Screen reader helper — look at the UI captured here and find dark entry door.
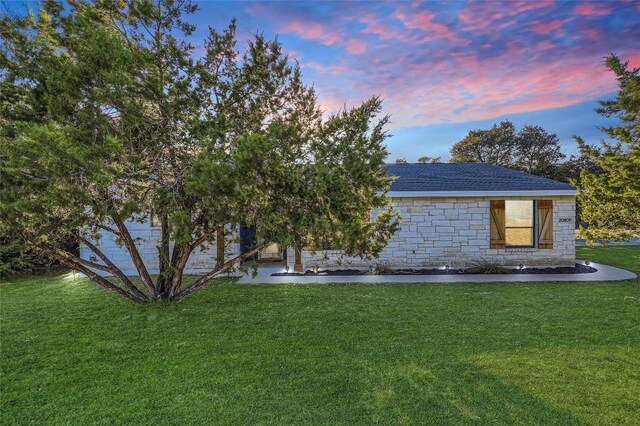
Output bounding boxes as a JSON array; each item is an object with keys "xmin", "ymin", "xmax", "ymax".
[{"xmin": 239, "ymin": 225, "xmax": 257, "ymax": 260}]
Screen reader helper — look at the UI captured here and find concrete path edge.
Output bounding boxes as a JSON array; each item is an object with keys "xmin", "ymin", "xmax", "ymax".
[{"xmin": 236, "ymin": 260, "xmax": 637, "ymax": 284}]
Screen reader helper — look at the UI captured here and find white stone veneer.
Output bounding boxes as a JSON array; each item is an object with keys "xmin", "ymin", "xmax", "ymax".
[
  {"xmin": 80, "ymin": 220, "xmax": 240, "ymax": 276},
  {"xmin": 287, "ymin": 196, "xmax": 576, "ymax": 271},
  {"xmin": 81, "ymin": 196, "xmax": 576, "ymax": 276}
]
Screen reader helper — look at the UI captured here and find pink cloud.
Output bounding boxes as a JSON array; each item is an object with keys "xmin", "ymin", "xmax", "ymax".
[
  {"xmin": 574, "ymin": 3, "xmax": 612, "ymax": 16},
  {"xmin": 308, "ymin": 43, "xmax": 621, "ymax": 129},
  {"xmin": 625, "ymin": 55, "xmax": 640, "ymax": 69},
  {"xmin": 360, "ymin": 7, "xmax": 466, "ymax": 46},
  {"xmin": 530, "ymin": 19, "xmax": 563, "ymax": 34},
  {"xmin": 458, "ymin": 6, "xmax": 503, "ymax": 32},
  {"xmin": 345, "ymin": 38, "xmax": 366, "ymax": 54},
  {"xmin": 393, "ymin": 10, "xmax": 456, "ymax": 41},
  {"xmin": 509, "ymin": 0, "xmax": 555, "ymax": 14},
  {"xmin": 581, "ymin": 27, "xmax": 602, "ymax": 41},
  {"xmin": 284, "ymin": 48, "xmax": 303, "ymax": 61},
  {"xmin": 359, "ymin": 12, "xmax": 410, "ymax": 42},
  {"xmin": 243, "ymin": 0, "xmax": 640, "ymax": 130},
  {"xmin": 537, "ymin": 40, "xmax": 556, "ymax": 50},
  {"xmin": 280, "ymin": 21, "xmax": 340, "ymax": 46},
  {"xmin": 457, "ymin": 0, "xmax": 557, "ymax": 34}
]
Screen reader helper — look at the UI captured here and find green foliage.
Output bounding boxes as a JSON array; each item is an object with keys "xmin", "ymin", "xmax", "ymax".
[
  {"xmin": 465, "ymin": 260, "xmax": 510, "ymax": 274},
  {"xmin": 576, "ymin": 55, "xmax": 640, "ymax": 243},
  {"xmin": 545, "ymin": 151, "xmax": 602, "ymax": 226},
  {"xmin": 450, "ymin": 120, "xmax": 565, "ymax": 177},
  {"xmin": 450, "ymin": 121, "xmax": 519, "ymax": 166},
  {"xmin": 0, "ymin": 233, "xmax": 50, "ymax": 278},
  {"xmin": 547, "ymin": 151, "xmax": 602, "ymax": 184},
  {"xmin": 515, "ymin": 124, "xmax": 565, "ymax": 175},
  {"xmin": 0, "ymin": 1, "xmax": 399, "ymax": 301},
  {"xmin": 417, "ymin": 156, "xmax": 441, "ymax": 163},
  {"xmin": 394, "ymin": 158, "xmax": 408, "ymax": 164}
]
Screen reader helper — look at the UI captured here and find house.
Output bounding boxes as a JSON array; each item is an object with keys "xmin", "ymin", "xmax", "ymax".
[
  {"xmin": 81, "ymin": 163, "xmax": 577, "ymax": 275},
  {"xmin": 287, "ymin": 163, "xmax": 577, "ymax": 272}
]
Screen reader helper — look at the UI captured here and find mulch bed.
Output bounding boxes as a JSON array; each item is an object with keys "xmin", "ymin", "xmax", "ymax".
[{"xmin": 272, "ymin": 263, "xmax": 597, "ymax": 276}]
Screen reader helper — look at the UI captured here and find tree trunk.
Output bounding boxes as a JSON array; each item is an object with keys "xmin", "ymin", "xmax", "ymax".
[
  {"xmin": 43, "ymin": 226, "xmax": 265, "ymax": 303},
  {"xmin": 112, "ymin": 217, "xmax": 158, "ymax": 297},
  {"xmin": 156, "ymin": 213, "xmax": 171, "ymax": 295}
]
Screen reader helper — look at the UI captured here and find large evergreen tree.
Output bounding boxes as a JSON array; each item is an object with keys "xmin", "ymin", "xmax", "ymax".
[
  {"xmin": 0, "ymin": 1, "xmax": 399, "ymax": 302},
  {"xmin": 576, "ymin": 55, "xmax": 640, "ymax": 243}
]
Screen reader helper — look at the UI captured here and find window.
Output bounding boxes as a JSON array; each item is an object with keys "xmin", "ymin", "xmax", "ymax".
[
  {"xmin": 505, "ymin": 200, "xmax": 534, "ymax": 247},
  {"xmin": 151, "ymin": 213, "xmax": 162, "ymax": 228}
]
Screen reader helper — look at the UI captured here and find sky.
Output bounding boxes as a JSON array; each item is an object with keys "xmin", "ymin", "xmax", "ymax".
[
  {"xmin": 190, "ymin": 0, "xmax": 640, "ymax": 161},
  {"xmin": 7, "ymin": 0, "xmax": 640, "ymax": 160}
]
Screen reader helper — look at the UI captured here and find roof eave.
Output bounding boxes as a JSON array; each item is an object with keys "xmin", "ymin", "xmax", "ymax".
[{"xmin": 385, "ymin": 190, "xmax": 577, "ymax": 198}]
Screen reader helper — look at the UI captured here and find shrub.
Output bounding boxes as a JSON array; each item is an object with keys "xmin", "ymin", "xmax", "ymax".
[
  {"xmin": 368, "ymin": 262, "xmax": 395, "ymax": 275},
  {"xmin": 0, "ymin": 233, "xmax": 67, "ymax": 279},
  {"xmin": 0, "ymin": 235, "xmax": 45, "ymax": 278},
  {"xmin": 465, "ymin": 261, "xmax": 510, "ymax": 274}
]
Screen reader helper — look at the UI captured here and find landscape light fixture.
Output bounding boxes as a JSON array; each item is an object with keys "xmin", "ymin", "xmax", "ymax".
[
  {"xmin": 519, "ymin": 264, "xmax": 524, "ymax": 270},
  {"xmin": 285, "ymin": 265, "xmax": 290, "ymax": 274},
  {"xmin": 313, "ymin": 265, "xmax": 319, "ymax": 274},
  {"xmin": 585, "ymin": 260, "xmax": 591, "ymax": 266},
  {"xmin": 445, "ymin": 265, "xmax": 450, "ymax": 271}
]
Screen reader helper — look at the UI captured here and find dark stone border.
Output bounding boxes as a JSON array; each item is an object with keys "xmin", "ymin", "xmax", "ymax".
[{"xmin": 272, "ymin": 263, "xmax": 597, "ymax": 276}]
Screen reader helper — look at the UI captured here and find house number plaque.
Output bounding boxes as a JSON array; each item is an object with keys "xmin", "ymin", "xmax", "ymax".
[{"xmin": 559, "ymin": 217, "xmax": 573, "ymax": 223}]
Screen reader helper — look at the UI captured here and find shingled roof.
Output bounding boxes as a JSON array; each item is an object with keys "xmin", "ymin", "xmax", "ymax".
[{"xmin": 386, "ymin": 163, "xmax": 576, "ymax": 192}]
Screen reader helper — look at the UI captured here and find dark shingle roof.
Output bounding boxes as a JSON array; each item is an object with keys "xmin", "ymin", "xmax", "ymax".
[{"xmin": 386, "ymin": 163, "xmax": 575, "ymax": 192}]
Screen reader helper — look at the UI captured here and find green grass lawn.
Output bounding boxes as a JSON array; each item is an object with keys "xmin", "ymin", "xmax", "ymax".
[{"xmin": 1, "ymin": 247, "xmax": 639, "ymax": 425}]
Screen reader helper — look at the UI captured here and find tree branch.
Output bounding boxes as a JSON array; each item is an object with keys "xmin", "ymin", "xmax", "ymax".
[
  {"xmin": 112, "ymin": 217, "xmax": 158, "ymax": 296},
  {"xmin": 75, "ymin": 235, "xmax": 148, "ymax": 301},
  {"xmin": 175, "ymin": 243, "xmax": 267, "ymax": 300},
  {"xmin": 163, "ymin": 226, "xmax": 221, "ymax": 298},
  {"xmin": 96, "ymin": 223, "xmax": 122, "ymax": 236},
  {"xmin": 39, "ymin": 245, "xmax": 146, "ymax": 303},
  {"xmin": 189, "ymin": 226, "xmax": 219, "ymax": 251}
]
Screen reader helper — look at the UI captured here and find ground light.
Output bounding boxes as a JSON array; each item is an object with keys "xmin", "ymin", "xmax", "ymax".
[
  {"xmin": 585, "ymin": 260, "xmax": 591, "ymax": 266},
  {"xmin": 63, "ymin": 271, "xmax": 80, "ymax": 281}
]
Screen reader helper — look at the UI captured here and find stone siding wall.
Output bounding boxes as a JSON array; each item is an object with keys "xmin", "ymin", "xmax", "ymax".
[
  {"xmin": 80, "ymin": 220, "xmax": 240, "ymax": 276},
  {"xmin": 287, "ymin": 196, "xmax": 575, "ymax": 271}
]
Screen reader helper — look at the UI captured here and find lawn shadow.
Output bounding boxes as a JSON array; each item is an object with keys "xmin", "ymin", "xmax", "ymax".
[{"xmin": 363, "ymin": 360, "xmax": 583, "ymax": 425}]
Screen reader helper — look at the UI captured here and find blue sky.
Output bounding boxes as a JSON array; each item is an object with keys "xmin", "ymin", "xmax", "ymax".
[
  {"xmin": 391, "ymin": 99, "xmax": 616, "ymax": 160},
  {"xmin": 8, "ymin": 0, "xmax": 640, "ymax": 160},
  {"xmin": 191, "ymin": 0, "xmax": 639, "ymax": 161}
]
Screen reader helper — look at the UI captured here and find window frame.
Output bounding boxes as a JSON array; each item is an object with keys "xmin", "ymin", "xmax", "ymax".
[
  {"xmin": 151, "ymin": 212, "xmax": 162, "ymax": 228},
  {"xmin": 504, "ymin": 200, "xmax": 537, "ymax": 248}
]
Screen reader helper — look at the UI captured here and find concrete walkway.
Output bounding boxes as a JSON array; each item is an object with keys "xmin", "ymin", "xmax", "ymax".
[{"xmin": 236, "ymin": 260, "xmax": 637, "ymax": 284}]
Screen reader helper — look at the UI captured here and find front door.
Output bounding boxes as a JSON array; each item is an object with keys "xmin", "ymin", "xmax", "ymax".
[{"xmin": 239, "ymin": 225, "xmax": 257, "ymax": 261}]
